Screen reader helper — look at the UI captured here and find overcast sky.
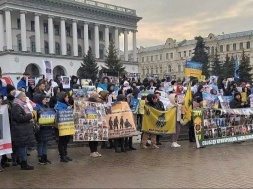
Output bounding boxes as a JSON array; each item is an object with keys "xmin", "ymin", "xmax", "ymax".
[{"xmin": 102, "ymin": 0, "xmax": 253, "ymax": 49}]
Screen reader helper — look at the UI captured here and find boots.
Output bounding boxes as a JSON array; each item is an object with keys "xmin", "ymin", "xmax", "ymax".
[
  {"xmin": 20, "ymin": 161, "xmax": 34, "ymax": 170},
  {"xmin": 124, "ymin": 138, "xmax": 131, "ymax": 151},
  {"xmin": 38, "ymin": 156, "xmax": 46, "ymax": 165},
  {"xmin": 43, "ymin": 154, "xmax": 51, "ymax": 164},
  {"xmin": 129, "ymin": 137, "xmax": 136, "ymax": 150},
  {"xmin": 60, "ymin": 156, "xmax": 68, "ymax": 163}
]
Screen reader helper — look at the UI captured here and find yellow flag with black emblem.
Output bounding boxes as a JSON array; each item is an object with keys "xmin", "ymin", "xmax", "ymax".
[
  {"xmin": 142, "ymin": 105, "xmax": 176, "ymax": 134},
  {"xmin": 184, "ymin": 83, "xmax": 192, "ymax": 125}
]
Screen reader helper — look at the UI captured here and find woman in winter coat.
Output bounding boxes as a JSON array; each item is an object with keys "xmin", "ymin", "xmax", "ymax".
[
  {"xmin": 11, "ymin": 91, "xmax": 35, "ymax": 170},
  {"xmin": 49, "ymin": 86, "xmax": 61, "ymax": 108},
  {"xmin": 55, "ymin": 92, "xmax": 73, "ymax": 163},
  {"xmin": 33, "ymin": 93, "xmax": 53, "ymax": 165},
  {"xmin": 167, "ymin": 93, "xmax": 184, "ymax": 148}
]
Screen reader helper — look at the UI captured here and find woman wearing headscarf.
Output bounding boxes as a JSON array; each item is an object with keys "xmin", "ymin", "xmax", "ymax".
[{"xmin": 11, "ymin": 91, "xmax": 35, "ymax": 170}]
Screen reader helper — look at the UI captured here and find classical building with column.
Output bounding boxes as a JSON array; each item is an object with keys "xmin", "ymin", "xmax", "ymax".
[
  {"xmin": 138, "ymin": 31, "xmax": 253, "ymax": 81},
  {"xmin": 0, "ymin": 0, "xmax": 141, "ymax": 85}
]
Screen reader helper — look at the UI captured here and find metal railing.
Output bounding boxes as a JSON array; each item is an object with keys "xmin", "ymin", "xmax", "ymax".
[{"xmin": 66, "ymin": 0, "xmax": 136, "ymax": 15}]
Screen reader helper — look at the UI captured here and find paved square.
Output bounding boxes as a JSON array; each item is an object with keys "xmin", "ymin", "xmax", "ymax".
[{"xmin": 1, "ymin": 141, "xmax": 253, "ymax": 188}]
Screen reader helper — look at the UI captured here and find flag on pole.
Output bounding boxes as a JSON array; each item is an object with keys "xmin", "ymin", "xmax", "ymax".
[
  {"xmin": 183, "ymin": 83, "xmax": 192, "ymax": 125},
  {"xmin": 234, "ymin": 55, "xmax": 240, "ymax": 81}
]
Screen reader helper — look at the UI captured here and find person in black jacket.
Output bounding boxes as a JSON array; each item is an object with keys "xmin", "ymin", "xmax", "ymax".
[
  {"xmin": 11, "ymin": 91, "xmax": 35, "ymax": 170},
  {"xmin": 49, "ymin": 86, "xmax": 61, "ymax": 108},
  {"xmin": 229, "ymin": 92, "xmax": 248, "ymax": 108},
  {"xmin": 194, "ymin": 85, "xmax": 204, "ymax": 101}
]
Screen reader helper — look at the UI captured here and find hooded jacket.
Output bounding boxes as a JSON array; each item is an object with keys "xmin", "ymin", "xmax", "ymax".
[
  {"xmin": 194, "ymin": 85, "xmax": 204, "ymax": 100},
  {"xmin": 167, "ymin": 94, "xmax": 182, "ymax": 122},
  {"xmin": 55, "ymin": 92, "xmax": 69, "ymax": 111},
  {"xmin": 229, "ymin": 92, "xmax": 245, "ymax": 108}
]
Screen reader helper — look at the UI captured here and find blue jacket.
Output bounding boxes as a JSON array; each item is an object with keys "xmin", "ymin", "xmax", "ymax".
[
  {"xmin": 54, "ymin": 101, "xmax": 68, "ymax": 111},
  {"xmin": 17, "ymin": 79, "xmax": 27, "ymax": 90}
]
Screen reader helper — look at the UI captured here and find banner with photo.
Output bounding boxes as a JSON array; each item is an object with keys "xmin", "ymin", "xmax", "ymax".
[
  {"xmin": 73, "ymin": 100, "xmax": 108, "ymax": 141},
  {"xmin": 142, "ymin": 106, "xmax": 176, "ymax": 134},
  {"xmin": 0, "ymin": 105, "xmax": 12, "ymax": 156},
  {"xmin": 61, "ymin": 76, "xmax": 70, "ymax": 89},
  {"xmin": 218, "ymin": 96, "xmax": 232, "ymax": 109},
  {"xmin": 42, "ymin": 60, "xmax": 53, "ymax": 80},
  {"xmin": 184, "ymin": 61, "xmax": 203, "ymax": 78},
  {"xmin": 202, "ymin": 92, "xmax": 219, "ymax": 109},
  {"xmin": 73, "ymin": 87, "xmax": 96, "ymax": 100},
  {"xmin": 106, "ymin": 102, "xmax": 137, "ymax": 138},
  {"xmin": 56, "ymin": 109, "xmax": 75, "ymax": 136},
  {"xmin": 193, "ymin": 108, "xmax": 253, "ymax": 148},
  {"xmin": 130, "ymin": 98, "xmax": 140, "ymax": 114}
]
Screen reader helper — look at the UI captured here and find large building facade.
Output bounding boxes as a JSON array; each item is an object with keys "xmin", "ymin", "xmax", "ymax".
[
  {"xmin": 138, "ymin": 31, "xmax": 253, "ymax": 80},
  {"xmin": 0, "ymin": 0, "xmax": 141, "ymax": 85}
]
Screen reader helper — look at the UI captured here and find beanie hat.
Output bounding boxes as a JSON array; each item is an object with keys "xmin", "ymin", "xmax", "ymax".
[
  {"xmin": 33, "ymin": 93, "xmax": 47, "ymax": 105},
  {"xmin": 15, "ymin": 91, "xmax": 26, "ymax": 99},
  {"xmin": 6, "ymin": 84, "xmax": 15, "ymax": 95}
]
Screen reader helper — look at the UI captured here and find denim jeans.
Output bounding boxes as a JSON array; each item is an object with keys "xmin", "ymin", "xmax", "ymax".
[
  {"xmin": 37, "ymin": 141, "xmax": 48, "ymax": 157},
  {"xmin": 18, "ymin": 146, "xmax": 27, "ymax": 162}
]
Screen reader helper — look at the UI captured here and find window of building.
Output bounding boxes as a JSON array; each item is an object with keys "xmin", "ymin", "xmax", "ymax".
[
  {"xmin": 247, "ymin": 41, "xmax": 250, "ymax": 49},
  {"xmin": 147, "ymin": 68, "xmax": 149, "ymax": 74},
  {"xmin": 160, "ymin": 67, "xmax": 162, "ymax": 74},
  {"xmin": 240, "ymin": 42, "xmax": 243, "ymax": 50},
  {"xmin": 156, "ymin": 68, "xmax": 158, "ymax": 74},
  {"xmin": 151, "ymin": 68, "xmax": 153, "ymax": 74},
  {"xmin": 66, "ymin": 26, "xmax": 71, "ymax": 37},
  {"xmin": 17, "ymin": 19, "xmax": 21, "ymax": 29},
  {"xmin": 31, "ymin": 21, "xmax": 35, "ymax": 31},
  {"xmin": 211, "ymin": 46, "xmax": 214, "ymax": 55},
  {"xmin": 226, "ymin": 44, "xmax": 230, "ymax": 51},
  {"xmin": 147, "ymin": 56, "xmax": 149, "ymax": 62},
  {"xmin": 142, "ymin": 57, "xmax": 144, "ymax": 62},
  {"xmin": 189, "ymin": 50, "xmax": 192, "ymax": 56},
  {"xmin": 170, "ymin": 53, "xmax": 173, "ymax": 59},
  {"xmin": 155, "ymin": 55, "xmax": 158, "ymax": 61},
  {"xmin": 233, "ymin": 43, "xmax": 236, "ymax": 51},
  {"xmin": 179, "ymin": 52, "xmax": 181, "ymax": 57},
  {"xmin": 151, "ymin": 56, "xmax": 153, "ymax": 61},
  {"xmin": 166, "ymin": 53, "xmax": 169, "ymax": 59},
  {"xmin": 168, "ymin": 65, "xmax": 171, "ymax": 72},
  {"xmin": 43, "ymin": 23, "xmax": 48, "ymax": 33},
  {"xmin": 88, "ymin": 30, "xmax": 92, "ymax": 40},
  {"xmin": 44, "ymin": 41, "xmax": 49, "ymax": 54},
  {"xmin": 99, "ymin": 49, "xmax": 104, "ymax": 59},
  {"xmin": 67, "ymin": 44, "xmax": 71, "ymax": 56},
  {"xmin": 184, "ymin": 51, "xmax": 186, "ymax": 57},
  {"xmin": 78, "ymin": 45, "xmax": 82, "ymax": 57},
  {"xmin": 99, "ymin": 31, "xmax": 103, "ymax": 41},
  {"xmin": 160, "ymin": 54, "xmax": 163, "ymax": 60},
  {"xmin": 109, "ymin": 33, "xmax": 112, "ymax": 42},
  {"xmin": 18, "ymin": 39, "xmax": 22, "ymax": 51},
  {"xmin": 55, "ymin": 42, "xmax": 60, "ymax": 55},
  {"xmin": 178, "ymin": 65, "xmax": 182, "ymax": 72},
  {"xmin": 54, "ymin": 25, "xmax": 60, "ymax": 35},
  {"xmin": 30, "ymin": 41, "xmax": 36, "ymax": 52},
  {"xmin": 220, "ymin": 45, "xmax": 223, "ymax": 52},
  {"xmin": 142, "ymin": 69, "xmax": 145, "ymax": 76},
  {"xmin": 77, "ymin": 28, "xmax": 82, "ymax": 38}
]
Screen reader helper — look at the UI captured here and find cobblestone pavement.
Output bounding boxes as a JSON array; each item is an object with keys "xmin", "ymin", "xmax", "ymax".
[{"xmin": 1, "ymin": 141, "xmax": 253, "ymax": 188}]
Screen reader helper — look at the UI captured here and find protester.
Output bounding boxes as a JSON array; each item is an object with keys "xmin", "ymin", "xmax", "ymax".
[
  {"xmin": 17, "ymin": 72, "xmax": 30, "ymax": 91},
  {"xmin": 34, "ymin": 93, "xmax": 53, "ymax": 165},
  {"xmin": 11, "ymin": 91, "xmax": 35, "ymax": 170},
  {"xmin": 229, "ymin": 92, "xmax": 248, "ymax": 108},
  {"xmin": 55, "ymin": 92, "xmax": 73, "ymax": 163}
]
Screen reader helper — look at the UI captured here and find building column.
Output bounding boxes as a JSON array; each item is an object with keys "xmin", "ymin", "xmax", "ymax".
[
  {"xmin": 133, "ymin": 30, "xmax": 137, "ymax": 62},
  {"xmin": 114, "ymin": 27, "xmax": 119, "ymax": 55},
  {"xmin": 48, "ymin": 16, "xmax": 54, "ymax": 54},
  {"xmin": 72, "ymin": 20, "xmax": 78, "ymax": 57},
  {"xmin": 60, "ymin": 18, "xmax": 66, "ymax": 55},
  {"xmin": 20, "ymin": 11, "xmax": 27, "ymax": 51},
  {"xmin": 94, "ymin": 24, "xmax": 99, "ymax": 59},
  {"xmin": 34, "ymin": 13, "xmax": 41, "ymax": 53},
  {"xmin": 5, "ymin": 9, "xmax": 12, "ymax": 50},
  {"xmin": 83, "ymin": 22, "xmax": 89, "ymax": 55},
  {"xmin": 0, "ymin": 11, "xmax": 4, "ymax": 51},
  {"xmin": 104, "ymin": 25, "xmax": 109, "ymax": 55},
  {"xmin": 124, "ymin": 29, "xmax": 129, "ymax": 62}
]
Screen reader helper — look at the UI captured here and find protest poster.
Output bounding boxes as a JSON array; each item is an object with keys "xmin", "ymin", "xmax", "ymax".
[
  {"xmin": 130, "ymin": 98, "xmax": 140, "ymax": 114},
  {"xmin": 42, "ymin": 60, "xmax": 53, "ymax": 80},
  {"xmin": 26, "ymin": 76, "xmax": 36, "ymax": 87},
  {"xmin": 184, "ymin": 61, "xmax": 203, "ymax": 78},
  {"xmin": 106, "ymin": 102, "xmax": 137, "ymax": 138},
  {"xmin": 241, "ymin": 92, "xmax": 247, "ymax": 102},
  {"xmin": 81, "ymin": 79, "xmax": 92, "ymax": 86},
  {"xmin": 0, "ymin": 105, "xmax": 12, "ymax": 156},
  {"xmin": 73, "ymin": 100, "xmax": 108, "ymax": 141},
  {"xmin": 218, "ymin": 96, "xmax": 232, "ymax": 109},
  {"xmin": 57, "ymin": 109, "xmax": 75, "ymax": 136},
  {"xmin": 73, "ymin": 87, "xmax": 96, "ymax": 100},
  {"xmin": 142, "ymin": 106, "xmax": 176, "ymax": 134},
  {"xmin": 61, "ymin": 76, "xmax": 70, "ymax": 89},
  {"xmin": 193, "ymin": 108, "xmax": 253, "ymax": 148},
  {"xmin": 177, "ymin": 94, "xmax": 185, "ymax": 104},
  {"xmin": 202, "ymin": 92, "xmax": 219, "ymax": 109},
  {"xmin": 37, "ymin": 109, "xmax": 56, "ymax": 125}
]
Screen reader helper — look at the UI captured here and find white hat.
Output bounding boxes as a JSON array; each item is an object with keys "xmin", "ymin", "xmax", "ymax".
[{"xmin": 15, "ymin": 91, "xmax": 26, "ymax": 99}]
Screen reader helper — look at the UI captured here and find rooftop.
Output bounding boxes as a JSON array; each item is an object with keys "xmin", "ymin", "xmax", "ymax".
[{"xmin": 63, "ymin": 0, "xmax": 136, "ymax": 15}]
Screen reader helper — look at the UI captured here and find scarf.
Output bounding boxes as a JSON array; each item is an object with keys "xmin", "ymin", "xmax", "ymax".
[{"xmin": 13, "ymin": 98, "xmax": 31, "ymax": 114}]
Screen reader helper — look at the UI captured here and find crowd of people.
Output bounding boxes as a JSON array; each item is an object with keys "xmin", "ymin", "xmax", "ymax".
[{"xmin": 1, "ymin": 71, "xmax": 252, "ymax": 172}]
